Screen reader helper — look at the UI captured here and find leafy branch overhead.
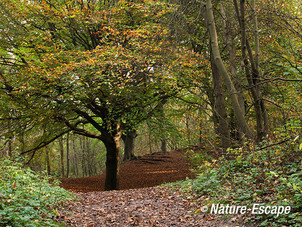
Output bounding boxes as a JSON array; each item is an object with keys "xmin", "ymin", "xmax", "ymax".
[{"xmin": 0, "ymin": 0, "xmax": 193, "ymax": 136}]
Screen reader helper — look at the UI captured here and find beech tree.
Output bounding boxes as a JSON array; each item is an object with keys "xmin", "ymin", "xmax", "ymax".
[{"xmin": 0, "ymin": 0, "xmax": 192, "ymax": 190}]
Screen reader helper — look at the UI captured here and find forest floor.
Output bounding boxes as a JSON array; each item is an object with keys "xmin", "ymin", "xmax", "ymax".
[
  {"xmin": 59, "ymin": 150, "xmax": 194, "ymax": 192},
  {"xmin": 56, "ymin": 149, "xmax": 252, "ymax": 226}
]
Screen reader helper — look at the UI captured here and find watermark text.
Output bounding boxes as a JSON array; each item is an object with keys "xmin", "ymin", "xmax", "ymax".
[{"xmin": 200, "ymin": 203, "xmax": 291, "ymax": 217}]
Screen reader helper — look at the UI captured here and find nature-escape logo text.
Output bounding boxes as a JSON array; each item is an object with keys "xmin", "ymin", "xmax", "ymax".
[{"xmin": 201, "ymin": 204, "xmax": 291, "ymax": 218}]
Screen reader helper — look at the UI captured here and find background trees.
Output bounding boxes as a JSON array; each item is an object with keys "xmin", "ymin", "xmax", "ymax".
[
  {"xmin": 0, "ymin": 0, "xmax": 301, "ymax": 190},
  {"xmin": 0, "ymin": 0, "xmax": 196, "ymax": 190}
]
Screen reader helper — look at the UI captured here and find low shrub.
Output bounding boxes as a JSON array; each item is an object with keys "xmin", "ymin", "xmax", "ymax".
[
  {"xmin": 0, "ymin": 158, "xmax": 75, "ymax": 226},
  {"xmin": 170, "ymin": 122, "xmax": 302, "ymax": 226}
]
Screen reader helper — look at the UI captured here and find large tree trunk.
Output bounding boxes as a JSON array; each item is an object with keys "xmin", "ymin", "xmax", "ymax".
[
  {"xmin": 161, "ymin": 139, "xmax": 167, "ymax": 153},
  {"xmin": 205, "ymin": 0, "xmax": 254, "ymax": 140},
  {"xmin": 210, "ymin": 44, "xmax": 231, "ymax": 149},
  {"xmin": 104, "ymin": 121, "xmax": 123, "ymax": 191},
  {"xmin": 122, "ymin": 130, "xmax": 137, "ymax": 161}
]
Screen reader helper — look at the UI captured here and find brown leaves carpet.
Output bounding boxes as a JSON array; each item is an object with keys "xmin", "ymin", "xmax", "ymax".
[
  {"xmin": 59, "ymin": 150, "xmax": 194, "ymax": 192},
  {"xmin": 56, "ymin": 150, "xmax": 249, "ymax": 226}
]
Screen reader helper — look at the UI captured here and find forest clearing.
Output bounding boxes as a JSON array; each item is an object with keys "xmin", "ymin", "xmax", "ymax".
[{"xmin": 0, "ymin": 0, "xmax": 301, "ymax": 226}]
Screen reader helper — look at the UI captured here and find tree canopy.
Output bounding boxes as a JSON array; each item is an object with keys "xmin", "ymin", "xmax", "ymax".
[
  {"xmin": 0, "ymin": 0, "xmax": 301, "ymax": 191},
  {"xmin": 0, "ymin": 0, "xmax": 200, "ymax": 190}
]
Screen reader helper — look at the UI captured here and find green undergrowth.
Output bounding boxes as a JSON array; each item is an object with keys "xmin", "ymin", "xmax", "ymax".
[
  {"xmin": 165, "ymin": 122, "xmax": 302, "ymax": 226},
  {"xmin": 0, "ymin": 158, "xmax": 75, "ymax": 226}
]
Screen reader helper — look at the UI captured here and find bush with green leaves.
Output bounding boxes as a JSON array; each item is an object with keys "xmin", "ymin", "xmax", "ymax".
[
  {"xmin": 170, "ymin": 122, "xmax": 302, "ymax": 226},
  {"xmin": 0, "ymin": 158, "xmax": 75, "ymax": 226}
]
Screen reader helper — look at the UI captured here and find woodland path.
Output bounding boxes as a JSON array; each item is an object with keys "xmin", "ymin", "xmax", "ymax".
[{"xmin": 56, "ymin": 150, "xmax": 249, "ymax": 226}]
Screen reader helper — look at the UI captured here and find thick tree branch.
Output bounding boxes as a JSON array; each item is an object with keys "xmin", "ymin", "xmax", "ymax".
[
  {"xmin": 72, "ymin": 108, "xmax": 107, "ymax": 135},
  {"xmin": 63, "ymin": 118, "xmax": 104, "ymax": 140}
]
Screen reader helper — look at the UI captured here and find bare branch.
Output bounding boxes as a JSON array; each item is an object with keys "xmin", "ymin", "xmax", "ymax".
[
  {"xmin": 21, "ymin": 129, "xmax": 72, "ymax": 155},
  {"xmin": 256, "ymin": 136, "xmax": 296, "ymax": 151}
]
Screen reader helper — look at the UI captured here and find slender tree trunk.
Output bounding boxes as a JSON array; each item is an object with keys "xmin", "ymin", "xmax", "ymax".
[
  {"xmin": 59, "ymin": 137, "xmax": 65, "ymax": 177},
  {"xmin": 239, "ymin": 0, "xmax": 263, "ymax": 140},
  {"xmin": 233, "ymin": 0, "xmax": 269, "ymax": 140},
  {"xmin": 72, "ymin": 135, "xmax": 79, "ymax": 177},
  {"xmin": 147, "ymin": 121, "xmax": 152, "ymax": 154},
  {"xmin": 221, "ymin": 4, "xmax": 245, "ymax": 144},
  {"xmin": 199, "ymin": 110, "xmax": 203, "ymax": 146},
  {"xmin": 66, "ymin": 133, "xmax": 70, "ymax": 178},
  {"xmin": 252, "ymin": 0, "xmax": 259, "ymax": 70},
  {"xmin": 80, "ymin": 136, "xmax": 87, "ymax": 177},
  {"xmin": 185, "ymin": 113, "xmax": 191, "ymax": 144},
  {"xmin": 46, "ymin": 148, "xmax": 51, "ymax": 175},
  {"xmin": 251, "ymin": 0, "xmax": 269, "ymax": 135},
  {"xmin": 104, "ymin": 121, "xmax": 123, "ymax": 191},
  {"xmin": 84, "ymin": 136, "xmax": 93, "ymax": 176},
  {"xmin": 158, "ymin": 101, "xmax": 168, "ymax": 153},
  {"xmin": 205, "ymin": 0, "xmax": 254, "ymax": 140},
  {"xmin": 7, "ymin": 118, "xmax": 13, "ymax": 157}
]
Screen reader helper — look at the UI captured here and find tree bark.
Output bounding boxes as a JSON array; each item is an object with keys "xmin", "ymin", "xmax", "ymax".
[
  {"xmin": 221, "ymin": 3, "xmax": 245, "ymax": 144},
  {"xmin": 210, "ymin": 43, "xmax": 231, "ymax": 149},
  {"xmin": 59, "ymin": 137, "xmax": 65, "ymax": 177},
  {"xmin": 66, "ymin": 133, "xmax": 70, "ymax": 178},
  {"xmin": 104, "ymin": 121, "xmax": 122, "ymax": 191},
  {"xmin": 84, "ymin": 136, "xmax": 93, "ymax": 176},
  {"xmin": 158, "ymin": 102, "xmax": 168, "ymax": 153},
  {"xmin": 72, "ymin": 135, "xmax": 79, "ymax": 177},
  {"xmin": 80, "ymin": 136, "xmax": 87, "ymax": 177},
  {"xmin": 251, "ymin": 0, "xmax": 270, "ymax": 136},
  {"xmin": 234, "ymin": 0, "xmax": 269, "ymax": 140},
  {"xmin": 45, "ymin": 148, "xmax": 51, "ymax": 175},
  {"xmin": 205, "ymin": 0, "xmax": 254, "ymax": 140},
  {"xmin": 7, "ymin": 118, "xmax": 13, "ymax": 157},
  {"xmin": 161, "ymin": 139, "xmax": 167, "ymax": 153},
  {"xmin": 238, "ymin": 0, "xmax": 264, "ymax": 140},
  {"xmin": 185, "ymin": 112, "xmax": 191, "ymax": 144},
  {"xmin": 122, "ymin": 130, "xmax": 137, "ymax": 161}
]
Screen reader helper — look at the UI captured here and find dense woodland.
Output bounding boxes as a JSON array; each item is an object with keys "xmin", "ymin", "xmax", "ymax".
[{"xmin": 0, "ymin": 0, "xmax": 301, "ymax": 226}]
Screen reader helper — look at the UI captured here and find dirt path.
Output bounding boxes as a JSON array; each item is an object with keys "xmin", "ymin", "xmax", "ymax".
[
  {"xmin": 56, "ymin": 150, "xmax": 248, "ymax": 226},
  {"xmin": 55, "ymin": 186, "xmax": 232, "ymax": 226}
]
